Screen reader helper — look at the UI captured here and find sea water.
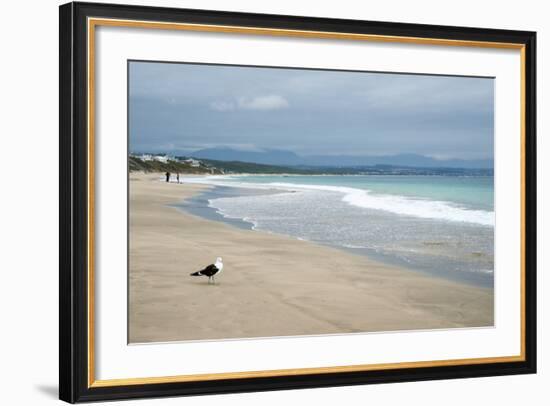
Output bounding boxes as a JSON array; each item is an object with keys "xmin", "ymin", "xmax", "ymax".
[{"xmin": 180, "ymin": 175, "xmax": 494, "ymax": 287}]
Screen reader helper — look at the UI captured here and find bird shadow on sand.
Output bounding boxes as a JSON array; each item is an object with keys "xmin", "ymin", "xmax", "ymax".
[{"xmin": 190, "ymin": 281, "xmax": 224, "ymax": 287}]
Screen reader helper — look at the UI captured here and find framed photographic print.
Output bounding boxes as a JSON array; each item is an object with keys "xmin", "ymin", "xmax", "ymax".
[{"xmin": 59, "ymin": 1, "xmax": 537, "ymax": 403}]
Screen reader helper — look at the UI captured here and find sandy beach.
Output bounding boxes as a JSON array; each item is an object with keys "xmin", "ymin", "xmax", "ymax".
[{"xmin": 129, "ymin": 173, "xmax": 494, "ymax": 343}]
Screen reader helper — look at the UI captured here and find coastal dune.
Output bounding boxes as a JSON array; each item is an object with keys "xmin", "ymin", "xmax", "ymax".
[{"xmin": 129, "ymin": 173, "xmax": 493, "ymax": 343}]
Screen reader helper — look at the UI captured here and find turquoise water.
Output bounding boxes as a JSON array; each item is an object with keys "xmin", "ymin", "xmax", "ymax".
[{"xmin": 225, "ymin": 175, "xmax": 494, "ymax": 212}]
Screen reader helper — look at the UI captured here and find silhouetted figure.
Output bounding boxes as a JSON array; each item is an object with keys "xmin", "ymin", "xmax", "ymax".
[
  {"xmin": 176, "ymin": 173, "xmax": 180, "ymax": 184},
  {"xmin": 165, "ymin": 172, "xmax": 170, "ymax": 182}
]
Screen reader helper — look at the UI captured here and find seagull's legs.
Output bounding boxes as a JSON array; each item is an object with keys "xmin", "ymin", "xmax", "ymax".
[
  {"xmin": 212, "ymin": 276, "xmax": 216, "ymax": 285},
  {"xmin": 208, "ymin": 276, "xmax": 212, "ymax": 284}
]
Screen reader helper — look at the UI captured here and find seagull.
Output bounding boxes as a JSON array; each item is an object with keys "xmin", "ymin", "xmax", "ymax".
[{"xmin": 190, "ymin": 257, "xmax": 223, "ymax": 284}]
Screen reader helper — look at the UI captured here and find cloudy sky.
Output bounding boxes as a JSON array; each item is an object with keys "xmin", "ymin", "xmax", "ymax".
[{"xmin": 129, "ymin": 61, "xmax": 494, "ymax": 160}]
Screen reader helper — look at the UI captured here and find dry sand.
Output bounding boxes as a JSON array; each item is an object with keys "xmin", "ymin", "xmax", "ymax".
[{"xmin": 129, "ymin": 173, "xmax": 494, "ymax": 343}]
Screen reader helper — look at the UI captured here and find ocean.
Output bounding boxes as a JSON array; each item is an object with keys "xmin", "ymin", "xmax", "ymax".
[{"xmin": 178, "ymin": 175, "xmax": 494, "ymax": 287}]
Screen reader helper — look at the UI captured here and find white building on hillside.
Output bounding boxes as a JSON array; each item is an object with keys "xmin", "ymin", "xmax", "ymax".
[
  {"xmin": 131, "ymin": 153, "xmax": 153, "ymax": 161},
  {"xmin": 183, "ymin": 158, "xmax": 201, "ymax": 167},
  {"xmin": 153, "ymin": 155, "xmax": 169, "ymax": 163}
]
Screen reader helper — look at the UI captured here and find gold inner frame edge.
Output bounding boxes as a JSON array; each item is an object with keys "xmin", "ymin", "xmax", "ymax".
[{"xmin": 87, "ymin": 17, "xmax": 527, "ymax": 388}]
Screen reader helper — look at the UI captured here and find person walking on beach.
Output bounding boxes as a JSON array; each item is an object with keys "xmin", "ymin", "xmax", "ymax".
[
  {"xmin": 165, "ymin": 172, "xmax": 170, "ymax": 182},
  {"xmin": 176, "ymin": 173, "xmax": 180, "ymax": 184}
]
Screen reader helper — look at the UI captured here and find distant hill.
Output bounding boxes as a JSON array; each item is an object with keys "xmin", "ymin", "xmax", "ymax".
[
  {"xmin": 202, "ymin": 160, "xmax": 492, "ymax": 176},
  {"xmin": 191, "ymin": 148, "xmax": 493, "ymax": 169},
  {"xmin": 129, "ymin": 155, "xmax": 492, "ymax": 176},
  {"xmin": 192, "ymin": 148, "xmax": 303, "ymax": 166},
  {"xmin": 196, "ymin": 159, "xmax": 316, "ymax": 174}
]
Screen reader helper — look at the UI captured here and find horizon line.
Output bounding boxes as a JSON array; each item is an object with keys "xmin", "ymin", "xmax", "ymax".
[{"xmin": 129, "ymin": 149, "xmax": 494, "ymax": 162}]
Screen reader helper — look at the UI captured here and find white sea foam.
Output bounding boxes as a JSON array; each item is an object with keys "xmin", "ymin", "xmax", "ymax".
[
  {"xmin": 343, "ymin": 187, "xmax": 494, "ymax": 226},
  {"xmin": 183, "ymin": 176, "xmax": 495, "ymax": 227},
  {"xmin": 264, "ymin": 181, "xmax": 494, "ymax": 227},
  {"xmin": 206, "ymin": 198, "xmax": 260, "ymax": 229}
]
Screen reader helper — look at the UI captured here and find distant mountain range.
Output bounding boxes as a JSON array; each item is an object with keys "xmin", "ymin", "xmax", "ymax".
[{"xmin": 190, "ymin": 148, "xmax": 493, "ymax": 169}]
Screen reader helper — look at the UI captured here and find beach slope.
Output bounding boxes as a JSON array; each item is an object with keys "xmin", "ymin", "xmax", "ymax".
[{"xmin": 129, "ymin": 173, "xmax": 493, "ymax": 343}]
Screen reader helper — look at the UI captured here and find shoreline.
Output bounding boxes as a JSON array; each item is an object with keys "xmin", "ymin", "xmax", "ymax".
[
  {"xmin": 171, "ymin": 184, "xmax": 272, "ymax": 231},
  {"xmin": 177, "ymin": 179, "xmax": 494, "ymax": 288},
  {"xmin": 129, "ymin": 172, "xmax": 494, "ymax": 343}
]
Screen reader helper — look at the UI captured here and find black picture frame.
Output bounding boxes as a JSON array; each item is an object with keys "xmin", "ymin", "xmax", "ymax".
[{"xmin": 59, "ymin": 1, "xmax": 537, "ymax": 403}]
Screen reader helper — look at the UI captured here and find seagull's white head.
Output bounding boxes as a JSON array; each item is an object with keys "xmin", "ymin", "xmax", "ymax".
[{"xmin": 215, "ymin": 257, "xmax": 223, "ymax": 272}]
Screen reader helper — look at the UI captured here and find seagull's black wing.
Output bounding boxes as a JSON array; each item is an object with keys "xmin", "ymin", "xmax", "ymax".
[
  {"xmin": 201, "ymin": 264, "xmax": 219, "ymax": 276},
  {"xmin": 190, "ymin": 264, "xmax": 219, "ymax": 277}
]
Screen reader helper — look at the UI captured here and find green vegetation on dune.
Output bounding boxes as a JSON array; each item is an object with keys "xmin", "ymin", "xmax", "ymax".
[{"xmin": 129, "ymin": 156, "xmax": 222, "ymax": 174}]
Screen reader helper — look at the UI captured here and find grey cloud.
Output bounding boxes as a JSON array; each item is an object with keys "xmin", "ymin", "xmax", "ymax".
[
  {"xmin": 129, "ymin": 61, "xmax": 493, "ymax": 160},
  {"xmin": 210, "ymin": 95, "xmax": 289, "ymax": 111}
]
